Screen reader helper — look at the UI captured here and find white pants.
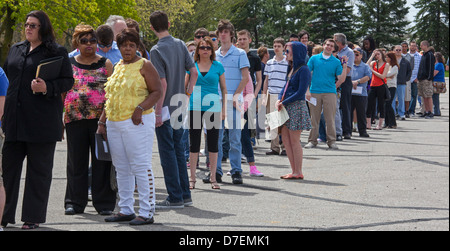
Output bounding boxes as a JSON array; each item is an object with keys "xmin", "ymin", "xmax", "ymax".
[{"xmin": 106, "ymin": 113, "xmax": 155, "ymax": 218}]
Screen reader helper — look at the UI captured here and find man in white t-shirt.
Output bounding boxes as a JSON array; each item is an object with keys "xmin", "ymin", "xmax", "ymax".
[{"xmin": 262, "ymin": 37, "xmax": 289, "ymax": 155}]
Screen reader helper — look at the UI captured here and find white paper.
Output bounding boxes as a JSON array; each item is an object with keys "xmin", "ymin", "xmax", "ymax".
[
  {"xmin": 352, "ymin": 86, "xmax": 363, "ymax": 94},
  {"xmin": 265, "ymin": 107, "xmax": 289, "ymax": 129},
  {"xmin": 161, "ymin": 106, "xmax": 170, "ymax": 122},
  {"xmin": 306, "ymin": 97, "xmax": 317, "ymax": 106}
]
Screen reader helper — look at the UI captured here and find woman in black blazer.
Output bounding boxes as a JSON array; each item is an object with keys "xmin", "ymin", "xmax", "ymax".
[{"xmin": 1, "ymin": 10, "xmax": 74, "ymax": 230}]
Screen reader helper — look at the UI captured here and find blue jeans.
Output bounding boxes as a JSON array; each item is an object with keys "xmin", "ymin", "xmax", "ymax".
[
  {"xmin": 409, "ymin": 81, "xmax": 418, "ymax": 114},
  {"xmin": 217, "ymin": 103, "xmax": 242, "ymax": 176},
  {"xmin": 395, "ymin": 84, "xmax": 406, "ymax": 117},
  {"xmin": 433, "ymin": 93, "xmax": 441, "ymax": 115},
  {"xmin": 155, "ymin": 120, "xmax": 191, "ymax": 203}
]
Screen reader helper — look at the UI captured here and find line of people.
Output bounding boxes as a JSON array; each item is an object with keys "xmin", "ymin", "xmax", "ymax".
[{"xmin": 0, "ymin": 9, "xmax": 447, "ymax": 230}]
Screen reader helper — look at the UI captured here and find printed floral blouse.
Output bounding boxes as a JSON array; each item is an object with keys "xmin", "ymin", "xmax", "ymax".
[{"xmin": 64, "ymin": 57, "xmax": 109, "ymax": 124}]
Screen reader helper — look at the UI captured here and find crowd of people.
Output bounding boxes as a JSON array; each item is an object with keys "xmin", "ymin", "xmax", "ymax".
[{"xmin": 0, "ymin": 10, "xmax": 448, "ymax": 230}]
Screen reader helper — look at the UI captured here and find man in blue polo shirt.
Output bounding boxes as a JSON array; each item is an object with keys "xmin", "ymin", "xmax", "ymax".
[
  {"xmin": 351, "ymin": 47, "xmax": 371, "ymax": 137},
  {"xmin": 305, "ymin": 39, "xmax": 347, "ymax": 150},
  {"xmin": 214, "ymin": 19, "xmax": 250, "ymax": 184}
]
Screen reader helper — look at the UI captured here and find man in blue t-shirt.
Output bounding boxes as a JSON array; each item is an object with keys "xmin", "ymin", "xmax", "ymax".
[{"xmin": 305, "ymin": 39, "xmax": 347, "ymax": 150}]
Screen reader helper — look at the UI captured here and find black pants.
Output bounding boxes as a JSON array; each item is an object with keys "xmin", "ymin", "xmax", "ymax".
[
  {"xmin": 384, "ymin": 87, "xmax": 397, "ymax": 127},
  {"xmin": 367, "ymin": 85, "xmax": 387, "ymax": 119},
  {"xmin": 340, "ymin": 76, "xmax": 353, "ymax": 136},
  {"xmin": 189, "ymin": 111, "xmax": 220, "ymax": 153},
  {"xmin": 65, "ymin": 119, "xmax": 116, "ymax": 213},
  {"xmin": 2, "ymin": 141, "xmax": 56, "ymax": 224},
  {"xmin": 351, "ymin": 95, "xmax": 368, "ymax": 135}
]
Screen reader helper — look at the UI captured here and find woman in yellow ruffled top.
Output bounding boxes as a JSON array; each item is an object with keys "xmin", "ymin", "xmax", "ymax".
[{"xmin": 97, "ymin": 28, "xmax": 162, "ymax": 226}]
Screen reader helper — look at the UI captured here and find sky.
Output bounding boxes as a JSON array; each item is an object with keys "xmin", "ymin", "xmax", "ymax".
[{"xmin": 406, "ymin": 0, "xmax": 419, "ymax": 25}]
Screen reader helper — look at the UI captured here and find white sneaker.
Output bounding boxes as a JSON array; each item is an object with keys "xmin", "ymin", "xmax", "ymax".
[
  {"xmin": 0, "ymin": 227, "xmax": 3, "ymax": 231},
  {"xmin": 304, "ymin": 142, "xmax": 317, "ymax": 149},
  {"xmin": 328, "ymin": 143, "xmax": 339, "ymax": 150}
]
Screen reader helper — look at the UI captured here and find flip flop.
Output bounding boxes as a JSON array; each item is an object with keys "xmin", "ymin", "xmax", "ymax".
[
  {"xmin": 22, "ymin": 222, "xmax": 39, "ymax": 230},
  {"xmin": 280, "ymin": 174, "xmax": 304, "ymax": 180}
]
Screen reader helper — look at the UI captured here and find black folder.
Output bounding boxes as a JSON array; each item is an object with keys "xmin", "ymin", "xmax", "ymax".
[
  {"xmin": 95, "ymin": 133, "xmax": 112, "ymax": 161},
  {"xmin": 35, "ymin": 56, "xmax": 64, "ymax": 80}
]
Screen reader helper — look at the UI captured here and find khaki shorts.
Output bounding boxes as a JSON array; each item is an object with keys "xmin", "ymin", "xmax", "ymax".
[{"xmin": 418, "ymin": 79, "xmax": 433, "ymax": 98}]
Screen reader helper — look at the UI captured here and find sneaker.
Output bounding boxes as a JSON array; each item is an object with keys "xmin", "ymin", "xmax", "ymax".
[
  {"xmin": 304, "ymin": 142, "xmax": 317, "ymax": 149},
  {"xmin": 0, "ymin": 227, "xmax": 3, "ymax": 231},
  {"xmin": 155, "ymin": 199, "xmax": 184, "ymax": 209},
  {"xmin": 232, "ymin": 173, "xmax": 243, "ymax": 184},
  {"xmin": 328, "ymin": 143, "xmax": 339, "ymax": 150},
  {"xmin": 183, "ymin": 198, "xmax": 193, "ymax": 207},
  {"xmin": 424, "ymin": 112, "xmax": 434, "ymax": 119},
  {"xmin": 249, "ymin": 166, "xmax": 264, "ymax": 177},
  {"xmin": 401, "ymin": 116, "xmax": 406, "ymax": 120},
  {"xmin": 336, "ymin": 135, "xmax": 343, "ymax": 141}
]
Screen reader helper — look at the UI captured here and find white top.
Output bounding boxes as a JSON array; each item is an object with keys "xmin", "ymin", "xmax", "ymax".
[
  {"xmin": 264, "ymin": 56, "xmax": 289, "ymax": 94},
  {"xmin": 386, "ymin": 65, "xmax": 398, "ymax": 88}
]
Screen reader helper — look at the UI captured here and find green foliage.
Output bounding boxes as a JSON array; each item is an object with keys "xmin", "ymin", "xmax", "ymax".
[
  {"xmin": 411, "ymin": 0, "xmax": 449, "ymax": 57},
  {"xmin": 0, "ymin": 0, "xmax": 138, "ymax": 64},
  {"xmin": 355, "ymin": 0, "xmax": 410, "ymax": 48}
]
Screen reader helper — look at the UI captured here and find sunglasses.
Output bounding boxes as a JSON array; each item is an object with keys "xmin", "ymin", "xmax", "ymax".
[
  {"xmin": 25, "ymin": 23, "xmax": 40, "ymax": 29},
  {"xmin": 199, "ymin": 46, "xmax": 212, "ymax": 51},
  {"xmin": 395, "ymin": 49, "xmax": 402, "ymax": 51},
  {"xmin": 211, "ymin": 37, "xmax": 217, "ymax": 42},
  {"xmin": 80, "ymin": 37, "xmax": 98, "ymax": 45},
  {"xmin": 285, "ymin": 49, "xmax": 290, "ymax": 54},
  {"xmin": 195, "ymin": 35, "xmax": 207, "ymax": 39},
  {"xmin": 98, "ymin": 42, "xmax": 113, "ymax": 48}
]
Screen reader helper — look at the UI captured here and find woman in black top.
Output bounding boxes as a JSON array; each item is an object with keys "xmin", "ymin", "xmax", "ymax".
[{"xmin": 1, "ymin": 10, "xmax": 74, "ymax": 230}]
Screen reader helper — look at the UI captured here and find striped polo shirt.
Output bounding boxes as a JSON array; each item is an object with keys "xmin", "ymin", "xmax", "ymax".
[{"xmin": 264, "ymin": 56, "xmax": 289, "ymax": 94}]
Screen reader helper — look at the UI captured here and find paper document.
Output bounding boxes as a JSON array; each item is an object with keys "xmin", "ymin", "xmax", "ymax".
[
  {"xmin": 352, "ymin": 86, "xmax": 363, "ymax": 94},
  {"xmin": 265, "ymin": 107, "xmax": 290, "ymax": 130},
  {"xmin": 306, "ymin": 97, "xmax": 317, "ymax": 106},
  {"xmin": 161, "ymin": 106, "xmax": 170, "ymax": 122}
]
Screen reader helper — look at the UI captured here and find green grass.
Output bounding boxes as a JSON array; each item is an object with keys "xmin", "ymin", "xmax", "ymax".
[{"xmin": 446, "ymin": 71, "xmax": 449, "ymax": 78}]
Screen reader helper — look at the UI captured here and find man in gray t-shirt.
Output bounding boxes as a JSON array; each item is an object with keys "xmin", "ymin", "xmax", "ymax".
[{"xmin": 150, "ymin": 11, "xmax": 197, "ymax": 209}]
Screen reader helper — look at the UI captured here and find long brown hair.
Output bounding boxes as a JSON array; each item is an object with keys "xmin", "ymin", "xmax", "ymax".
[
  {"xmin": 194, "ymin": 38, "xmax": 216, "ymax": 62},
  {"xmin": 386, "ymin": 52, "xmax": 398, "ymax": 69}
]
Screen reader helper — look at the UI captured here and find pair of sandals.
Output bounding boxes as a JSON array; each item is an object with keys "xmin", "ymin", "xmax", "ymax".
[{"xmin": 190, "ymin": 180, "xmax": 220, "ymax": 190}]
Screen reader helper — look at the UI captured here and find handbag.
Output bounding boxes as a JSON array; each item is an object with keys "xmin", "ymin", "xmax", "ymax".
[{"xmin": 433, "ymin": 81, "xmax": 447, "ymax": 94}]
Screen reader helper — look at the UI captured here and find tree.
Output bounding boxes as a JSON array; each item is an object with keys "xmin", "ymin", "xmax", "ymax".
[
  {"xmin": 230, "ymin": 0, "xmax": 308, "ymax": 47},
  {"xmin": 355, "ymin": 0, "xmax": 410, "ymax": 48},
  {"xmin": 134, "ymin": 0, "xmax": 195, "ymax": 48},
  {"xmin": 304, "ymin": 0, "xmax": 355, "ymax": 43},
  {"xmin": 0, "ymin": 0, "xmax": 138, "ymax": 65},
  {"xmin": 170, "ymin": 0, "xmax": 246, "ymax": 43},
  {"xmin": 411, "ymin": 0, "xmax": 449, "ymax": 57}
]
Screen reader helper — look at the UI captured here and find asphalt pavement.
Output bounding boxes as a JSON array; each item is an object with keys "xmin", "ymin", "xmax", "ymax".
[{"xmin": 2, "ymin": 80, "xmax": 449, "ymax": 233}]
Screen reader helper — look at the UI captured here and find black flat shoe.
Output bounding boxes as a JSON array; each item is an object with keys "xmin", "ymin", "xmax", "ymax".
[
  {"xmin": 99, "ymin": 210, "xmax": 113, "ymax": 216},
  {"xmin": 65, "ymin": 205, "xmax": 83, "ymax": 215},
  {"xmin": 129, "ymin": 216, "xmax": 154, "ymax": 225},
  {"xmin": 105, "ymin": 213, "xmax": 136, "ymax": 222}
]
